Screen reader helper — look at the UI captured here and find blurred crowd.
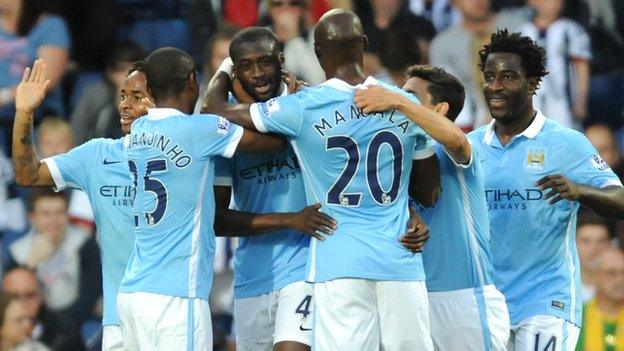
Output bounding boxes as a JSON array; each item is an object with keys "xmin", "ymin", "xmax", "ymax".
[{"xmin": 0, "ymin": 0, "xmax": 622, "ymax": 350}]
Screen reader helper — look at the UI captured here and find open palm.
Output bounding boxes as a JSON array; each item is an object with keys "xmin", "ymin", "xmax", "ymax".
[{"xmin": 15, "ymin": 59, "xmax": 51, "ymax": 112}]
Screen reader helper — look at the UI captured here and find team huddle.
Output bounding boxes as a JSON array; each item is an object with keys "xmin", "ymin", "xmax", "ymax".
[{"xmin": 11, "ymin": 8, "xmax": 624, "ymax": 351}]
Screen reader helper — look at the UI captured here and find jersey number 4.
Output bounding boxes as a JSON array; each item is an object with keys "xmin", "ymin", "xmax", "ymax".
[
  {"xmin": 326, "ymin": 131, "xmax": 402, "ymax": 206},
  {"xmin": 128, "ymin": 159, "xmax": 168, "ymax": 226}
]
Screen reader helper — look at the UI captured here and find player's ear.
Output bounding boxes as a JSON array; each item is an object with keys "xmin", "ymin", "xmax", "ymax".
[
  {"xmin": 435, "ymin": 102, "xmax": 449, "ymax": 117},
  {"xmin": 527, "ymin": 77, "xmax": 540, "ymax": 96},
  {"xmin": 278, "ymin": 52, "xmax": 285, "ymax": 69},
  {"xmin": 188, "ymin": 71, "xmax": 198, "ymax": 92}
]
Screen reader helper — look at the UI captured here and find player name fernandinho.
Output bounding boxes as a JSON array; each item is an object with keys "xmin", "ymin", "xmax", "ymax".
[
  {"xmin": 129, "ymin": 131, "xmax": 192, "ymax": 168},
  {"xmin": 313, "ymin": 105, "xmax": 410, "ymax": 137}
]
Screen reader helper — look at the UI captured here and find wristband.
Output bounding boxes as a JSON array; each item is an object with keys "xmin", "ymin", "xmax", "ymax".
[{"xmin": 217, "ymin": 57, "xmax": 234, "ymax": 77}]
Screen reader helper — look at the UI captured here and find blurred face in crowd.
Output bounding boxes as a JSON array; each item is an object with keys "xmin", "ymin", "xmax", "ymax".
[
  {"xmin": 452, "ymin": 0, "xmax": 491, "ymax": 22},
  {"xmin": 39, "ymin": 128, "xmax": 73, "ymax": 158},
  {"xmin": 1, "ymin": 300, "xmax": 35, "ymax": 347},
  {"xmin": 585, "ymin": 125, "xmax": 621, "ymax": 168},
  {"xmin": 118, "ymin": 70, "xmax": 154, "ymax": 134},
  {"xmin": 483, "ymin": 52, "xmax": 536, "ymax": 123},
  {"xmin": 528, "ymin": 0, "xmax": 564, "ymax": 18},
  {"xmin": 595, "ymin": 249, "xmax": 624, "ymax": 303},
  {"xmin": 576, "ymin": 223, "xmax": 611, "ymax": 269},
  {"xmin": 30, "ymin": 196, "xmax": 69, "ymax": 246},
  {"xmin": 268, "ymin": 0, "xmax": 306, "ymax": 28},
  {"xmin": 2, "ymin": 269, "xmax": 44, "ymax": 319},
  {"xmin": 210, "ymin": 38, "xmax": 233, "ymax": 74},
  {"xmin": 233, "ymin": 40, "xmax": 283, "ymax": 102}
]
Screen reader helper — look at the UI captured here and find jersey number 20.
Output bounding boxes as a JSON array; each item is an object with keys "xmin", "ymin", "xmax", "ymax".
[{"xmin": 326, "ymin": 131, "xmax": 402, "ymax": 206}]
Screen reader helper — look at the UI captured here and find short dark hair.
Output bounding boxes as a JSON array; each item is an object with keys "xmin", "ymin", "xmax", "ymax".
[
  {"xmin": 127, "ymin": 60, "xmax": 146, "ymax": 76},
  {"xmin": 229, "ymin": 27, "xmax": 280, "ymax": 62},
  {"xmin": 405, "ymin": 65, "xmax": 465, "ymax": 121},
  {"xmin": 27, "ymin": 188, "xmax": 69, "ymax": 213},
  {"xmin": 144, "ymin": 47, "xmax": 196, "ymax": 101},
  {"xmin": 105, "ymin": 41, "xmax": 146, "ymax": 71},
  {"xmin": 478, "ymin": 29, "xmax": 548, "ymax": 82}
]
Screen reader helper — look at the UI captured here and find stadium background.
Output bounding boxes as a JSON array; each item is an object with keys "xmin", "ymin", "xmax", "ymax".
[{"xmin": 0, "ymin": 0, "xmax": 622, "ymax": 350}]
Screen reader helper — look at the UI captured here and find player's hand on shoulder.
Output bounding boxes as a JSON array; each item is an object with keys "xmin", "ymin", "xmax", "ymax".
[
  {"xmin": 15, "ymin": 59, "xmax": 51, "ymax": 113},
  {"xmin": 287, "ymin": 203, "xmax": 337, "ymax": 241},
  {"xmin": 399, "ymin": 206, "xmax": 430, "ymax": 253},
  {"xmin": 282, "ymin": 69, "xmax": 308, "ymax": 94},
  {"xmin": 354, "ymin": 85, "xmax": 399, "ymax": 114},
  {"xmin": 536, "ymin": 174, "xmax": 582, "ymax": 204}
]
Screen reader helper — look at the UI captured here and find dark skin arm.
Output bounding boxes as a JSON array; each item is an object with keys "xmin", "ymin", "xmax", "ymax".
[
  {"xmin": 12, "ymin": 59, "xmax": 54, "ymax": 186},
  {"xmin": 202, "ymin": 71, "xmax": 257, "ymax": 130},
  {"xmin": 409, "ymin": 155, "xmax": 441, "ymax": 207},
  {"xmin": 536, "ymin": 174, "xmax": 624, "ymax": 219},
  {"xmin": 214, "ymin": 186, "xmax": 337, "ymax": 240}
]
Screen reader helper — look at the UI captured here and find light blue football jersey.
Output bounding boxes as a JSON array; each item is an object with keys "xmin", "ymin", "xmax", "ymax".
[
  {"xmin": 214, "ymin": 87, "xmax": 309, "ymax": 299},
  {"xmin": 468, "ymin": 111, "xmax": 622, "ymax": 326},
  {"xmin": 249, "ymin": 77, "xmax": 435, "ymax": 283},
  {"xmin": 42, "ymin": 137, "xmax": 134, "ymax": 326},
  {"xmin": 418, "ymin": 143, "xmax": 494, "ymax": 292},
  {"xmin": 122, "ymin": 108, "xmax": 243, "ymax": 299}
]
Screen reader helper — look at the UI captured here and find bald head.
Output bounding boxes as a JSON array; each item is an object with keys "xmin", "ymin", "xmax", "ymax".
[{"xmin": 313, "ymin": 9, "xmax": 367, "ymax": 73}]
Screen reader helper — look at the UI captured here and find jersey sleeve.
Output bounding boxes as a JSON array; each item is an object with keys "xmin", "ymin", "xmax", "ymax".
[
  {"xmin": 443, "ymin": 140, "xmax": 478, "ymax": 173},
  {"xmin": 41, "ymin": 140, "xmax": 99, "ymax": 191},
  {"xmin": 413, "ymin": 133, "xmax": 436, "ymax": 160},
  {"xmin": 565, "ymin": 132, "xmax": 622, "ymax": 188},
  {"xmin": 193, "ymin": 115, "xmax": 244, "ymax": 160},
  {"xmin": 249, "ymin": 93, "xmax": 304, "ymax": 137},
  {"xmin": 214, "ymin": 156, "xmax": 233, "ymax": 187}
]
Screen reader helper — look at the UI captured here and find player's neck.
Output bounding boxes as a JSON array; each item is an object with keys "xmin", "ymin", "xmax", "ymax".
[
  {"xmin": 494, "ymin": 108, "xmax": 536, "ymax": 146},
  {"xmin": 329, "ymin": 65, "xmax": 367, "ymax": 86},
  {"xmin": 155, "ymin": 97, "xmax": 192, "ymax": 115},
  {"xmin": 596, "ymin": 293, "xmax": 624, "ymax": 318}
]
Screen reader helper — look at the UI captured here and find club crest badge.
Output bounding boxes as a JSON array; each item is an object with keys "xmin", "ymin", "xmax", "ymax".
[{"xmin": 525, "ymin": 148, "xmax": 545, "ymax": 171}]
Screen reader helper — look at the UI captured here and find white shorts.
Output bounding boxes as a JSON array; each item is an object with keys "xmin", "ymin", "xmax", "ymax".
[
  {"xmin": 117, "ymin": 292, "xmax": 212, "ymax": 351},
  {"xmin": 313, "ymin": 278, "xmax": 433, "ymax": 351},
  {"xmin": 234, "ymin": 281, "xmax": 313, "ymax": 351},
  {"xmin": 428, "ymin": 284, "xmax": 510, "ymax": 351},
  {"xmin": 102, "ymin": 325, "xmax": 123, "ymax": 351},
  {"xmin": 508, "ymin": 315, "xmax": 580, "ymax": 351}
]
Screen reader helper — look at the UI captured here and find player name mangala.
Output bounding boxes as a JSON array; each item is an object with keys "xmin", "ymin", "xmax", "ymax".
[
  {"xmin": 313, "ymin": 105, "xmax": 410, "ymax": 137},
  {"xmin": 128, "ymin": 131, "xmax": 192, "ymax": 168}
]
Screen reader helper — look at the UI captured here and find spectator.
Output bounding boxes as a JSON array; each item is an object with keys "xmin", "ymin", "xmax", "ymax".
[
  {"xmin": 0, "ymin": 0, "xmax": 70, "ymax": 153},
  {"xmin": 264, "ymin": 0, "xmax": 325, "ymax": 84},
  {"xmin": 585, "ymin": 124, "xmax": 624, "ymax": 180},
  {"xmin": 429, "ymin": 0, "xmax": 530, "ymax": 130},
  {"xmin": 0, "ymin": 293, "xmax": 48, "ymax": 351},
  {"xmin": 576, "ymin": 248, "xmax": 624, "ymax": 350},
  {"xmin": 7, "ymin": 189, "xmax": 101, "ymax": 329},
  {"xmin": 37, "ymin": 117, "xmax": 94, "ymax": 232},
  {"xmin": 408, "ymin": 0, "xmax": 460, "ymax": 33},
  {"xmin": 70, "ymin": 41, "xmax": 146, "ymax": 145},
  {"xmin": 577, "ymin": 213, "xmax": 612, "ymax": 302},
  {"xmin": 2, "ymin": 267, "xmax": 83, "ymax": 351},
  {"xmin": 518, "ymin": 0, "xmax": 591, "ymax": 128},
  {"xmin": 356, "ymin": 0, "xmax": 435, "ymax": 83}
]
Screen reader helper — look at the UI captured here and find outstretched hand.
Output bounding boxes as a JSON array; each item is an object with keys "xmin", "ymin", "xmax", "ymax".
[
  {"xmin": 287, "ymin": 203, "xmax": 337, "ymax": 241},
  {"xmin": 354, "ymin": 85, "xmax": 400, "ymax": 114},
  {"xmin": 15, "ymin": 59, "xmax": 51, "ymax": 112},
  {"xmin": 536, "ymin": 174, "xmax": 582, "ymax": 204}
]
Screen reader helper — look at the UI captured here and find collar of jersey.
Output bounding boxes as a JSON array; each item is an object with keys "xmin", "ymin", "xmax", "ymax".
[
  {"xmin": 320, "ymin": 76, "xmax": 379, "ymax": 92},
  {"xmin": 146, "ymin": 108, "xmax": 186, "ymax": 121},
  {"xmin": 483, "ymin": 109, "xmax": 546, "ymax": 146}
]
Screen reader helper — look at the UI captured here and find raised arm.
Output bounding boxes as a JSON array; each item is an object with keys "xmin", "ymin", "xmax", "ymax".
[
  {"xmin": 201, "ymin": 59, "xmax": 257, "ymax": 130},
  {"xmin": 12, "ymin": 59, "xmax": 54, "ymax": 187},
  {"xmin": 355, "ymin": 85, "xmax": 471, "ymax": 164},
  {"xmin": 214, "ymin": 185, "xmax": 336, "ymax": 240}
]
